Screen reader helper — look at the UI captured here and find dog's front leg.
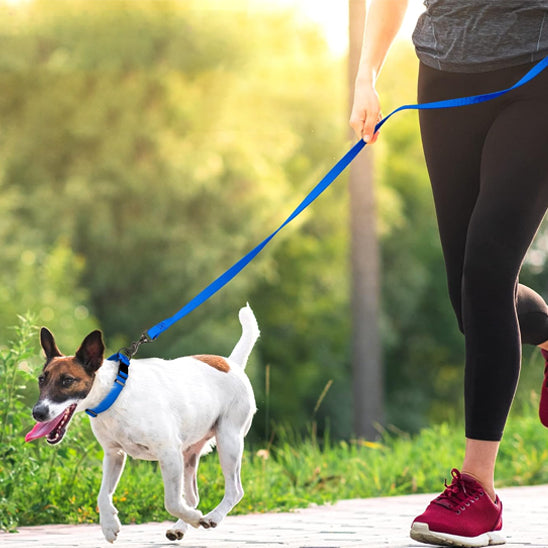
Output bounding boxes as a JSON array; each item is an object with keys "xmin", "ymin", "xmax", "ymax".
[
  {"xmin": 98, "ymin": 448, "xmax": 127, "ymax": 543},
  {"xmin": 160, "ymin": 450, "xmax": 203, "ymax": 539}
]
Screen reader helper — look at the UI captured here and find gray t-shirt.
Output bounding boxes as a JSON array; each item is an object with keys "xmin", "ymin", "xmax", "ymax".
[{"xmin": 412, "ymin": 0, "xmax": 548, "ymax": 72}]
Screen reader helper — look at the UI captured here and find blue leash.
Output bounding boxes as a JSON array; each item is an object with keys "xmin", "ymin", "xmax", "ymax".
[{"xmin": 86, "ymin": 56, "xmax": 548, "ymax": 418}]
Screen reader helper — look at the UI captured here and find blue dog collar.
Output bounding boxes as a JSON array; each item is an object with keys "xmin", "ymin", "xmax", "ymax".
[{"xmin": 85, "ymin": 352, "xmax": 130, "ymax": 418}]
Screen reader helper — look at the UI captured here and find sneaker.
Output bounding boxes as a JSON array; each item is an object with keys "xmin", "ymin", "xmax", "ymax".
[
  {"xmin": 539, "ymin": 348, "xmax": 548, "ymax": 427},
  {"xmin": 410, "ymin": 469, "xmax": 505, "ymax": 547}
]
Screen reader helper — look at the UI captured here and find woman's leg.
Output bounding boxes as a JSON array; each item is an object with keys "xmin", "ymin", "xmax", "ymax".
[
  {"xmin": 418, "ymin": 61, "xmax": 548, "ymax": 501},
  {"xmin": 417, "ymin": 65, "xmax": 497, "ymax": 332},
  {"xmin": 412, "ymin": 60, "xmax": 548, "ymax": 547},
  {"xmin": 461, "ymin": 95, "xmax": 548, "ymax": 442},
  {"xmin": 461, "ymin": 439, "xmax": 499, "ymax": 501}
]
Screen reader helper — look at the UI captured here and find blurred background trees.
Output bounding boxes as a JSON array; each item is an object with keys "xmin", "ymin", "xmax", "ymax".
[{"xmin": 0, "ymin": 0, "xmax": 546, "ymax": 441}]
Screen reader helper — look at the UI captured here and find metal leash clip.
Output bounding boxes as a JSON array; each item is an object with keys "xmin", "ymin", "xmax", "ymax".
[{"xmin": 119, "ymin": 331, "xmax": 154, "ymax": 361}]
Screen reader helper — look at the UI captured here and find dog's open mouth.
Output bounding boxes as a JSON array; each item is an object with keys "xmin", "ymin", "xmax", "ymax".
[{"xmin": 25, "ymin": 403, "xmax": 77, "ymax": 445}]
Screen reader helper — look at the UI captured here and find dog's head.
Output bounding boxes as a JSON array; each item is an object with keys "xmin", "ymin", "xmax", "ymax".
[{"xmin": 25, "ymin": 328, "xmax": 105, "ymax": 444}]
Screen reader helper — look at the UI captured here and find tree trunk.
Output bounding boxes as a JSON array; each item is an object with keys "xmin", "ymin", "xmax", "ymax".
[{"xmin": 348, "ymin": 0, "xmax": 384, "ymax": 439}]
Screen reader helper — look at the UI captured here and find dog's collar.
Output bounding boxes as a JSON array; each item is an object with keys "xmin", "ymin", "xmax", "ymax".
[
  {"xmin": 85, "ymin": 333, "xmax": 151, "ymax": 418},
  {"xmin": 85, "ymin": 353, "xmax": 130, "ymax": 418}
]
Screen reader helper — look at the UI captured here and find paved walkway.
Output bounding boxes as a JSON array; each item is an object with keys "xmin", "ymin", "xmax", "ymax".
[{"xmin": 2, "ymin": 484, "xmax": 548, "ymax": 548}]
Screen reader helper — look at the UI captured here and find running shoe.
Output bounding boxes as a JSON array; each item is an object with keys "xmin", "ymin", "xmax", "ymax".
[
  {"xmin": 410, "ymin": 469, "xmax": 505, "ymax": 547},
  {"xmin": 538, "ymin": 348, "xmax": 548, "ymax": 428}
]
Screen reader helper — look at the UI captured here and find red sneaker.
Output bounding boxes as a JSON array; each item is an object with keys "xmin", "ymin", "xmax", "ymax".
[
  {"xmin": 410, "ymin": 469, "xmax": 504, "ymax": 547},
  {"xmin": 539, "ymin": 349, "xmax": 548, "ymax": 427}
]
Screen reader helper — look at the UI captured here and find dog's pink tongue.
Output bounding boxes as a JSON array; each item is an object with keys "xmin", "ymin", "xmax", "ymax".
[{"xmin": 25, "ymin": 413, "xmax": 64, "ymax": 442}]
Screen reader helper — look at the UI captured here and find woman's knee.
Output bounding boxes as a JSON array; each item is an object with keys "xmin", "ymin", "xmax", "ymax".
[{"xmin": 460, "ymin": 243, "xmax": 516, "ymax": 315}]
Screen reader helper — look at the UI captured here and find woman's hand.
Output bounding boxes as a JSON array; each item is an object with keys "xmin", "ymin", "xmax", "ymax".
[{"xmin": 349, "ymin": 78, "xmax": 382, "ymax": 144}]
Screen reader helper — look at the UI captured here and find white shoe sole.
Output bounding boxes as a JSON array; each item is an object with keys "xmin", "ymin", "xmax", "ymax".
[{"xmin": 410, "ymin": 522, "xmax": 506, "ymax": 547}]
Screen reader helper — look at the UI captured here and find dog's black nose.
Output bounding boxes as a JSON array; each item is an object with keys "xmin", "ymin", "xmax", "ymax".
[{"xmin": 32, "ymin": 403, "xmax": 49, "ymax": 422}]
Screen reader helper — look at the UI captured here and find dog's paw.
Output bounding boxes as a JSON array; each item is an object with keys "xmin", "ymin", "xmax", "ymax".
[
  {"xmin": 199, "ymin": 510, "xmax": 223, "ymax": 529},
  {"xmin": 101, "ymin": 514, "xmax": 121, "ymax": 543},
  {"xmin": 165, "ymin": 528, "xmax": 185, "ymax": 541},
  {"xmin": 199, "ymin": 517, "xmax": 217, "ymax": 529},
  {"xmin": 166, "ymin": 519, "xmax": 188, "ymax": 541}
]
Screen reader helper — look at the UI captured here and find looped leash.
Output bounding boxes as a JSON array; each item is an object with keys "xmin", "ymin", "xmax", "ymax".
[{"xmin": 86, "ymin": 56, "xmax": 548, "ymax": 418}]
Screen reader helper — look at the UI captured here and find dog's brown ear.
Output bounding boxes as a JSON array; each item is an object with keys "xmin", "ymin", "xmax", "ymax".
[
  {"xmin": 40, "ymin": 327, "xmax": 62, "ymax": 362},
  {"xmin": 75, "ymin": 330, "xmax": 105, "ymax": 373}
]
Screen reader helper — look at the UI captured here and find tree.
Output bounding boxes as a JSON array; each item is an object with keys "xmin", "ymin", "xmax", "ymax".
[{"xmin": 348, "ymin": 0, "xmax": 383, "ymax": 439}]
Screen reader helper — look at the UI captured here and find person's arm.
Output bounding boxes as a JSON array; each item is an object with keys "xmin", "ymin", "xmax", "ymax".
[{"xmin": 349, "ymin": 0, "xmax": 409, "ymax": 142}]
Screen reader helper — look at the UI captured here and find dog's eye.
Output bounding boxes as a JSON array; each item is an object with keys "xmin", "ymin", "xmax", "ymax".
[
  {"xmin": 61, "ymin": 377, "xmax": 76, "ymax": 388},
  {"xmin": 38, "ymin": 375, "xmax": 46, "ymax": 387}
]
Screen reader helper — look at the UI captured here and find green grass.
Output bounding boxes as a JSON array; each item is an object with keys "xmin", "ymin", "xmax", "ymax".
[{"xmin": 2, "ymin": 319, "xmax": 548, "ymax": 531}]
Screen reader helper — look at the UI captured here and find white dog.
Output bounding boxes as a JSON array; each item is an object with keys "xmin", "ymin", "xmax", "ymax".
[{"xmin": 26, "ymin": 305, "xmax": 259, "ymax": 543}]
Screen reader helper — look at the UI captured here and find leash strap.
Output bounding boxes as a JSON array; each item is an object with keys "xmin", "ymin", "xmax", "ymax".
[
  {"xmin": 86, "ymin": 56, "xmax": 548, "ymax": 418},
  {"xmin": 147, "ymin": 55, "xmax": 548, "ymax": 341},
  {"xmin": 146, "ymin": 143, "xmax": 367, "ymax": 341}
]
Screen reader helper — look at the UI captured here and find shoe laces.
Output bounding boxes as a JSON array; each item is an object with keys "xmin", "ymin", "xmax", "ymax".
[{"xmin": 433, "ymin": 469, "xmax": 485, "ymax": 514}]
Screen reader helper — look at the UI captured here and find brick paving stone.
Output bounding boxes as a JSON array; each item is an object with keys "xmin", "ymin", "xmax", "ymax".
[{"xmin": 2, "ymin": 484, "xmax": 548, "ymax": 548}]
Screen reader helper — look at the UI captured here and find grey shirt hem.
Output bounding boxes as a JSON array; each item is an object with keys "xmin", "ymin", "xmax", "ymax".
[{"xmin": 416, "ymin": 49, "xmax": 548, "ymax": 73}]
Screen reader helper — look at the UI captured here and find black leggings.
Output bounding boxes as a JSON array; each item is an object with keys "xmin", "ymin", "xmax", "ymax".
[{"xmin": 418, "ymin": 61, "xmax": 548, "ymax": 441}]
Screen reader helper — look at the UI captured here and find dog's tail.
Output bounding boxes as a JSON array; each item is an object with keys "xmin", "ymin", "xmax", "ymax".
[{"xmin": 229, "ymin": 303, "xmax": 260, "ymax": 369}]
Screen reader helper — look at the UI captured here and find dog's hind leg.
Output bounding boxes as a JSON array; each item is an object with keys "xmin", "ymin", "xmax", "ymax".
[
  {"xmin": 199, "ymin": 424, "xmax": 245, "ymax": 529},
  {"xmin": 98, "ymin": 448, "xmax": 127, "ymax": 543},
  {"xmin": 165, "ymin": 448, "xmax": 201, "ymax": 541},
  {"xmin": 183, "ymin": 449, "xmax": 201, "ymax": 507},
  {"xmin": 160, "ymin": 449, "xmax": 203, "ymax": 539}
]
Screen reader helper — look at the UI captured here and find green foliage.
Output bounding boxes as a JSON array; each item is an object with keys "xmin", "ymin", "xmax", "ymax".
[
  {"xmin": 0, "ymin": 0, "xmax": 353, "ymax": 438},
  {"xmin": 0, "ymin": 318, "xmax": 37, "ymax": 532},
  {"xmin": 0, "ymin": 319, "xmax": 101, "ymax": 530},
  {"xmin": 0, "ymin": 0, "xmax": 287, "ymax": 346},
  {"xmin": 0, "ymin": 239, "xmax": 98, "ymax": 351}
]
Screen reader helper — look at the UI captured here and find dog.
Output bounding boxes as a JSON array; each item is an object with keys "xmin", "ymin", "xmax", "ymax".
[{"xmin": 26, "ymin": 304, "xmax": 259, "ymax": 543}]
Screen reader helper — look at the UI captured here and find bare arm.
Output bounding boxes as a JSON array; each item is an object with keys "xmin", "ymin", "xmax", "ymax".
[{"xmin": 349, "ymin": 0, "xmax": 409, "ymax": 142}]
